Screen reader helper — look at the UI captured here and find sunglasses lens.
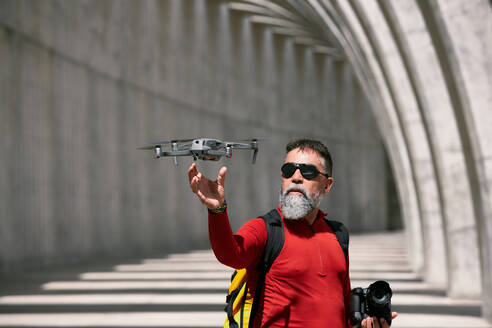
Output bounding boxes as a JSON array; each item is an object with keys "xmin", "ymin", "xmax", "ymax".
[
  {"xmin": 281, "ymin": 163, "xmax": 296, "ymax": 178},
  {"xmin": 300, "ymin": 164, "xmax": 318, "ymax": 179}
]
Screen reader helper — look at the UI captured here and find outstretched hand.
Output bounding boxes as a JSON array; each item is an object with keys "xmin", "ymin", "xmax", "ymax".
[
  {"xmin": 361, "ymin": 312, "xmax": 398, "ymax": 328},
  {"xmin": 188, "ymin": 162, "xmax": 227, "ymax": 210}
]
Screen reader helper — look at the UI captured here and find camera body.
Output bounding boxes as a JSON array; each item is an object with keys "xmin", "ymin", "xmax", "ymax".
[{"xmin": 350, "ymin": 280, "xmax": 393, "ymax": 327}]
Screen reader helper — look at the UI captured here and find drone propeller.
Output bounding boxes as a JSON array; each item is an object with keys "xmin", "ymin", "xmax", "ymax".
[
  {"xmin": 236, "ymin": 138, "xmax": 265, "ymax": 142},
  {"xmin": 153, "ymin": 139, "xmax": 194, "ymax": 145}
]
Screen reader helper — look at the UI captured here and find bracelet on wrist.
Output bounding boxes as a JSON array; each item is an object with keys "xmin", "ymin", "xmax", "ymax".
[{"xmin": 208, "ymin": 200, "xmax": 227, "ymax": 214}]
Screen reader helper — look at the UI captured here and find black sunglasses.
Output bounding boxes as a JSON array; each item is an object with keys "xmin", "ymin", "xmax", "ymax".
[{"xmin": 281, "ymin": 163, "xmax": 330, "ymax": 179}]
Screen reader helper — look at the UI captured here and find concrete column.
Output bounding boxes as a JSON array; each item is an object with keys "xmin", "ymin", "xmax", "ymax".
[
  {"xmin": 415, "ymin": 0, "xmax": 484, "ymax": 299},
  {"xmin": 430, "ymin": 0, "xmax": 492, "ymax": 315},
  {"xmin": 334, "ymin": 0, "xmax": 424, "ymax": 275},
  {"xmin": 375, "ymin": 0, "xmax": 448, "ymax": 287},
  {"xmin": 353, "ymin": 0, "xmax": 448, "ymax": 286}
]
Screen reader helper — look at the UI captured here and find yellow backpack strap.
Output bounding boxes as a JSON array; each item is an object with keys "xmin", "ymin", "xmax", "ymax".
[
  {"xmin": 223, "ymin": 209, "xmax": 285, "ymax": 328},
  {"xmin": 224, "ymin": 269, "xmax": 247, "ymax": 328}
]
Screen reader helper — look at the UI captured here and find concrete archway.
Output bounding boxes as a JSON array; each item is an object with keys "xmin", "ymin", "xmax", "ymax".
[
  {"xmin": 0, "ymin": 0, "xmax": 490, "ymax": 322},
  {"xmin": 226, "ymin": 0, "xmax": 491, "ymax": 319}
]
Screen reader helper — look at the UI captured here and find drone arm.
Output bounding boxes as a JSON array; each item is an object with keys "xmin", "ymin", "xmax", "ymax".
[
  {"xmin": 229, "ymin": 143, "xmax": 252, "ymax": 149},
  {"xmin": 162, "ymin": 150, "xmax": 193, "ymax": 157},
  {"xmin": 252, "ymin": 148, "xmax": 258, "ymax": 164}
]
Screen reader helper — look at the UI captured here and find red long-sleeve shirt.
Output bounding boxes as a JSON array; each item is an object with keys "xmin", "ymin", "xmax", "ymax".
[{"xmin": 209, "ymin": 206, "xmax": 351, "ymax": 327}]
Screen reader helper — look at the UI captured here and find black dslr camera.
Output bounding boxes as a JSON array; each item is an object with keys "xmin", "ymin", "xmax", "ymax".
[{"xmin": 350, "ymin": 280, "xmax": 393, "ymax": 327}]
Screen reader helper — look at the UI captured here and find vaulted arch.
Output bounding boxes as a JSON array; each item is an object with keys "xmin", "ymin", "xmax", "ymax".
[{"xmin": 226, "ymin": 0, "xmax": 491, "ymax": 319}]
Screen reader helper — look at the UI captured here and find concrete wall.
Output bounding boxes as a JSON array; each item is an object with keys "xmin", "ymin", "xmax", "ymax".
[{"xmin": 0, "ymin": 0, "xmax": 389, "ymax": 274}]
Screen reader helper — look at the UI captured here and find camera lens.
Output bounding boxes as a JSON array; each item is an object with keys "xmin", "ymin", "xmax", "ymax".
[
  {"xmin": 374, "ymin": 289, "xmax": 385, "ymax": 300},
  {"xmin": 367, "ymin": 280, "xmax": 392, "ymax": 307}
]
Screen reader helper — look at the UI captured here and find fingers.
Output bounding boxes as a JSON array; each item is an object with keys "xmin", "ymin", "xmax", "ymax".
[
  {"xmin": 375, "ymin": 317, "xmax": 389, "ymax": 328},
  {"xmin": 187, "ymin": 163, "xmax": 198, "ymax": 184},
  {"xmin": 188, "ymin": 164, "xmax": 226, "ymax": 208},
  {"xmin": 190, "ymin": 176, "xmax": 200, "ymax": 194},
  {"xmin": 217, "ymin": 166, "xmax": 227, "ymax": 182},
  {"xmin": 361, "ymin": 318, "xmax": 372, "ymax": 328},
  {"xmin": 362, "ymin": 316, "xmax": 395, "ymax": 328},
  {"xmin": 362, "ymin": 317, "xmax": 382, "ymax": 328},
  {"xmin": 188, "ymin": 163, "xmax": 202, "ymax": 195}
]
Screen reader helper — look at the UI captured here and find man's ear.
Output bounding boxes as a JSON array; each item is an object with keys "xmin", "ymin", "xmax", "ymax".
[{"xmin": 323, "ymin": 177, "xmax": 334, "ymax": 195}]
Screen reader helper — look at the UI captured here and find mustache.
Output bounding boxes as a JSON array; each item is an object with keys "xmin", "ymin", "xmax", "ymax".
[{"xmin": 283, "ymin": 184, "xmax": 308, "ymax": 198}]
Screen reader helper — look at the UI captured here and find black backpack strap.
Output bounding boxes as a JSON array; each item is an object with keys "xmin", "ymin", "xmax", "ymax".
[
  {"xmin": 324, "ymin": 219, "xmax": 350, "ymax": 327},
  {"xmin": 249, "ymin": 209, "xmax": 285, "ymax": 328},
  {"xmin": 324, "ymin": 219, "xmax": 349, "ymax": 262},
  {"xmin": 259, "ymin": 209, "xmax": 285, "ymax": 272}
]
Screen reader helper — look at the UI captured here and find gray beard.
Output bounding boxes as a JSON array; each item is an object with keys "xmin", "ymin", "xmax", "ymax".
[{"xmin": 279, "ymin": 185, "xmax": 323, "ymax": 220}]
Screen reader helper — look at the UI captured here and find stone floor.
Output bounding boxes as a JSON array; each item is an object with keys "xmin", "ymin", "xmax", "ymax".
[{"xmin": 0, "ymin": 232, "xmax": 490, "ymax": 327}]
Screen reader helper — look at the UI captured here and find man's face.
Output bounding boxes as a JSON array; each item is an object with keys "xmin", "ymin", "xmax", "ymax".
[{"xmin": 280, "ymin": 148, "xmax": 333, "ymax": 218}]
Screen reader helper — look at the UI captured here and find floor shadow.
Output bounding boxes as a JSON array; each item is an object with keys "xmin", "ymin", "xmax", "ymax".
[
  {"xmin": 0, "ymin": 303, "xmax": 225, "ymax": 313},
  {"xmin": 393, "ymin": 304, "xmax": 482, "ymax": 317}
]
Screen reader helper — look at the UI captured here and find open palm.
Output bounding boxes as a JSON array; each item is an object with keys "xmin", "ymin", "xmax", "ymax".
[{"xmin": 188, "ymin": 163, "xmax": 227, "ymax": 209}]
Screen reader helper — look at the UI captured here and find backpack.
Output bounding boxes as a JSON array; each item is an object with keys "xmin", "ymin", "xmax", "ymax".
[{"xmin": 223, "ymin": 208, "xmax": 349, "ymax": 328}]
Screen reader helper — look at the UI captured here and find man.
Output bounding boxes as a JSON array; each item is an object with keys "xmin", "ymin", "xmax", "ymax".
[{"xmin": 188, "ymin": 139, "xmax": 396, "ymax": 327}]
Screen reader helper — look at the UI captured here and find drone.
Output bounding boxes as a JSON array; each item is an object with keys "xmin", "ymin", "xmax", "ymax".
[{"xmin": 138, "ymin": 138, "xmax": 260, "ymax": 165}]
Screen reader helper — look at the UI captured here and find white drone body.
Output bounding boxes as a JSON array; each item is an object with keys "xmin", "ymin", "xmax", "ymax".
[{"xmin": 139, "ymin": 138, "xmax": 259, "ymax": 165}]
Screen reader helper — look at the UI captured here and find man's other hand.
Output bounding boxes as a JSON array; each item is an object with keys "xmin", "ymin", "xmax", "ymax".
[
  {"xmin": 188, "ymin": 163, "xmax": 227, "ymax": 210},
  {"xmin": 361, "ymin": 312, "xmax": 398, "ymax": 328}
]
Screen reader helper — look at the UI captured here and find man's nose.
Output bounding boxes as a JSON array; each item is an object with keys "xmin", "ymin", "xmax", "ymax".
[{"xmin": 291, "ymin": 168, "xmax": 303, "ymax": 183}]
